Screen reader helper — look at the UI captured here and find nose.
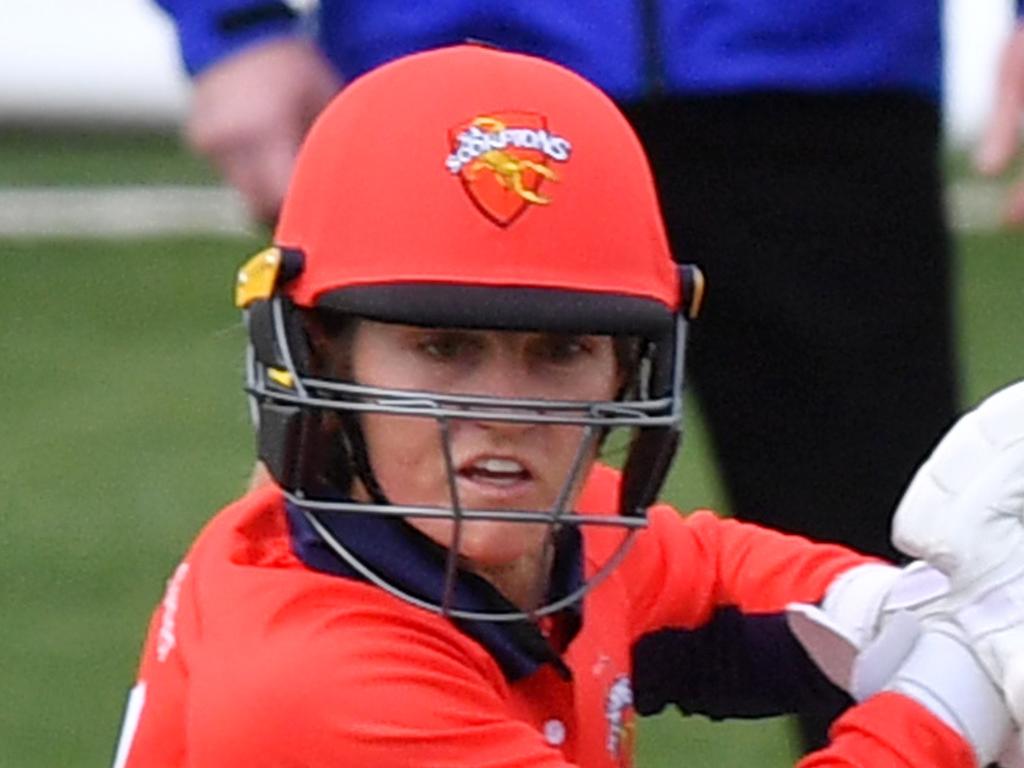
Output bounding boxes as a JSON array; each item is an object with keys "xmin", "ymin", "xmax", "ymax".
[
  {"xmin": 458, "ymin": 348, "xmax": 541, "ymax": 435},
  {"xmin": 467, "ymin": 345, "xmax": 541, "ymax": 400}
]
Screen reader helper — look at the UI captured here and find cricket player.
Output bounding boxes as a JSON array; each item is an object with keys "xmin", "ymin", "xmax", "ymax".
[{"xmin": 113, "ymin": 46, "xmax": 1024, "ymax": 767}]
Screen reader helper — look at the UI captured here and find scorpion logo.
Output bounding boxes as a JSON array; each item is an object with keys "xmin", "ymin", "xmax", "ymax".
[
  {"xmin": 465, "ymin": 117, "xmax": 558, "ymax": 205},
  {"xmin": 446, "ymin": 111, "xmax": 572, "ymax": 225}
]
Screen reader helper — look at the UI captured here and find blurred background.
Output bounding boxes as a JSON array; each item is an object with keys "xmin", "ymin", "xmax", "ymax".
[{"xmin": 2, "ymin": 1, "xmax": 1023, "ymax": 766}]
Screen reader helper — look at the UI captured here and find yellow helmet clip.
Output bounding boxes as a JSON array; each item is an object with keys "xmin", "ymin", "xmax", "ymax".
[{"xmin": 235, "ymin": 247, "xmax": 284, "ymax": 308}]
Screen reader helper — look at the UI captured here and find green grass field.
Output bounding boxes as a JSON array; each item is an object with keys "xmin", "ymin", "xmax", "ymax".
[{"xmin": 2, "ymin": 132, "xmax": 1023, "ymax": 766}]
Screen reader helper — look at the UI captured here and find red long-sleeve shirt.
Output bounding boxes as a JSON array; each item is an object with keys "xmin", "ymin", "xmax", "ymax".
[{"xmin": 114, "ymin": 463, "xmax": 973, "ymax": 767}]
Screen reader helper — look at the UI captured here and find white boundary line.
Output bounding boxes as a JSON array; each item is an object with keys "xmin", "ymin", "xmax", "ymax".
[
  {"xmin": 0, "ymin": 181, "xmax": 1009, "ymax": 237},
  {"xmin": 0, "ymin": 186, "xmax": 253, "ymax": 237},
  {"xmin": 945, "ymin": 179, "xmax": 1007, "ymax": 234}
]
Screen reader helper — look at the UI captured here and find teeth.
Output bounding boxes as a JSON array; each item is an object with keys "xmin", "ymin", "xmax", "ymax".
[{"xmin": 474, "ymin": 458, "xmax": 525, "ymax": 474}]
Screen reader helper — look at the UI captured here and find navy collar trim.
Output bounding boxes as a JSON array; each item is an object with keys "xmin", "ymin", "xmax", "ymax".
[{"xmin": 285, "ymin": 501, "xmax": 583, "ymax": 682}]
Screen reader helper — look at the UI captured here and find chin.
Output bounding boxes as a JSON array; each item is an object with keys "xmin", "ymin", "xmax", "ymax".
[{"xmin": 412, "ymin": 517, "xmax": 551, "ymax": 567}]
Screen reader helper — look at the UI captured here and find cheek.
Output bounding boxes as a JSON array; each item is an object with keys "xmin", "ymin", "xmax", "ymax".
[
  {"xmin": 360, "ymin": 414, "xmax": 443, "ymax": 503},
  {"xmin": 546, "ymin": 423, "xmax": 601, "ymax": 473}
]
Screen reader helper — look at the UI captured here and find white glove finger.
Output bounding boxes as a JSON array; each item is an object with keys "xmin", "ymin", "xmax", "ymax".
[
  {"xmin": 956, "ymin": 588, "xmax": 1024, "ymax": 731},
  {"xmin": 886, "ymin": 622, "xmax": 1013, "ymax": 766},
  {"xmin": 785, "ymin": 603, "xmax": 861, "ymax": 692},
  {"xmin": 850, "ymin": 611, "xmax": 922, "ymax": 701}
]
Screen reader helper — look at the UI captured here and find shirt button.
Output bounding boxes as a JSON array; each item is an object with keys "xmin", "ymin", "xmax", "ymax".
[{"xmin": 543, "ymin": 718, "xmax": 566, "ymax": 746}]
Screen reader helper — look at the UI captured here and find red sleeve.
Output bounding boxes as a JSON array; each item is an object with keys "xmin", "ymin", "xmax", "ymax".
[
  {"xmin": 118, "ymin": 488, "xmax": 283, "ymax": 768},
  {"xmin": 799, "ymin": 692, "xmax": 976, "ymax": 768},
  {"xmin": 116, "ymin": 562, "xmax": 194, "ymax": 768},
  {"xmin": 621, "ymin": 505, "xmax": 877, "ymax": 638}
]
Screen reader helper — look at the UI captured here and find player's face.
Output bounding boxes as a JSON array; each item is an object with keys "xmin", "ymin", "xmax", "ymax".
[{"xmin": 343, "ymin": 320, "xmax": 621, "ymax": 568}]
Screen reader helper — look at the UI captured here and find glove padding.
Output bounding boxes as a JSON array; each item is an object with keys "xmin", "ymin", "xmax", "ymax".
[{"xmin": 892, "ymin": 379, "xmax": 1024, "ymax": 589}]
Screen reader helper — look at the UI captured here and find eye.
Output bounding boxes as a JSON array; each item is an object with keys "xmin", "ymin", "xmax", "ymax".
[
  {"xmin": 417, "ymin": 330, "xmax": 481, "ymax": 362},
  {"xmin": 533, "ymin": 334, "xmax": 593, "ymax": 365}
]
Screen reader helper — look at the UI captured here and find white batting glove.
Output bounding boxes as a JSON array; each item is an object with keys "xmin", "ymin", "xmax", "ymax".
[
  {"xmin": 891, "ymin": 379, "xmax": 1024, "ymax": 765},
  {"xmin": 788, "ymin": 381, "xmax": 1024, "ymax": 765},
  {"xmin": 786, "ymin": 561, "xmax": 947, "ymax": 697},
  {"xmin": 787, "ymin": 566, "xmax": 1018, "ymax": 766}
]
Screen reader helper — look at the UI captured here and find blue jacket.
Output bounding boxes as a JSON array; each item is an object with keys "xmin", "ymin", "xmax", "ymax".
[{"xmin": 157, "ymin": 0, "xmax": 946, "ymax": 101}]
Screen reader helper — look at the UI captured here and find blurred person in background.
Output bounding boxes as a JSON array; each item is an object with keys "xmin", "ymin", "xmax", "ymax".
[{"xmin": 152, "ymin": 0, "xmax": 1024, "ymax": 750}]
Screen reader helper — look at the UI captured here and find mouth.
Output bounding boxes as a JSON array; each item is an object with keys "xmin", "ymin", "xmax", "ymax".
[{"xmin": 456, "ymin": 455, "xmax": 535, "ymax": 493}]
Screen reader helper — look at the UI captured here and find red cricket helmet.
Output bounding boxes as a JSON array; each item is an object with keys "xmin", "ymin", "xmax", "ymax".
[{"xmin": 235, "ymin": 45, "xmax": 703, "ymax": 621}]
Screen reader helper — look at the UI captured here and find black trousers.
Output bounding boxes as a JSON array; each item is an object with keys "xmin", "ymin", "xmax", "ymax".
[{"xmin": 624, "ymin": 93, "xmax": 960, "ymax": 749}]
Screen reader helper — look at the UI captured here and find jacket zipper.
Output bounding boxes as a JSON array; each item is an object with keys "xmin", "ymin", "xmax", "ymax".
[{"xmin": 639, "ymin": 0, "xmax": 665, "ymax": 96}]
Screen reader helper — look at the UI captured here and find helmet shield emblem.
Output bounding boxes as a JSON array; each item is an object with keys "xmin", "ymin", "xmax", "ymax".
[{"xmin": 445, "ymin": 111, "xmax": 571, "ymax": 226}]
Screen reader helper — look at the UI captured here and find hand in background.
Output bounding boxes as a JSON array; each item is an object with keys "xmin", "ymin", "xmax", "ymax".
[
  {"xmin": 186, "ymin": 38, "xmax": 341, "ymax": 226},
  {"xmin": 975, "ymin": 20, "xmax": 1024, "ymax": 226}
]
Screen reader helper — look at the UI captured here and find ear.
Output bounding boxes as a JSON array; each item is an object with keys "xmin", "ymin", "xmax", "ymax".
[
  {"xmin": 612, "ymin": 336, "xmax": 642, "ymax": 399},
  {"xmin": 302, "ymin": 312, "xmax": 329, "ymax": 359},
  {"xmin": 302, "ymin": 311, "xmax": 353, "ymax": 377}
]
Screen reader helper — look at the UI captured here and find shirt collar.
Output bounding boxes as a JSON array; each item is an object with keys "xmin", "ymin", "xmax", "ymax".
[{"xmin": 286, "ymin": 501, "xmax": 583, "ymax": 681}]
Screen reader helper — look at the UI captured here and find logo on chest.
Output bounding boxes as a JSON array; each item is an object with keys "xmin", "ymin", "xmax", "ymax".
[{"xmin": 604, "ymin": 674, "xmax": 635, "ymax": 759}]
